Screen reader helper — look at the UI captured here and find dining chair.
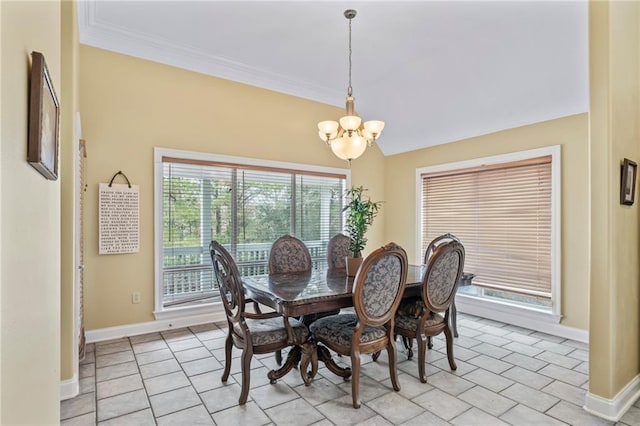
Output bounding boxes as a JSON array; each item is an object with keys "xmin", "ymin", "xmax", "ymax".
[
  {"xmin": 425, "ymin": 233, "xmax": 463, "ymax": 340},
  {"xmin": 394, "ymin": 240, "xmax": 465, "ymax": 383},
  {"xmin": 267, "ymin": 234, "xmax": 313, "ymax": 365},
  {"xmin": 268, "ymin": 235, "xmax": 313, "ymax": 274},
  {"xmin": 209, "ymin": 241, "xmax": 309, "ymax": 404},
  {"xmin": 391, "ymin": 233, "xmax": 462, "ymax": 357},
  {"xmin": 308, "ymin": 233, "xmax": 350, "ymax": 324},
  {"xmin": 327, "ymin": 233, "xmax": 350, "ymax": 270},
  {"xmin": 309, "ymin": 242, "xmax": 408, "ymax": 408}
]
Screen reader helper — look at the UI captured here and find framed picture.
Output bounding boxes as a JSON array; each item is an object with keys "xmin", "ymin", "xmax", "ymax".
[
  {"xmin": 620, "ymin": 158, "xmax": 637, "ymax": 206},
  {"xmin": 27, "ymin": 51, "xmax": 59, "ymax": 180}
]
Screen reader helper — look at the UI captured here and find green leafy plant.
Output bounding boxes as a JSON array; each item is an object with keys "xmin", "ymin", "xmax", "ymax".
[{"xmin": 343, "ymin": 186, "xmax": 382, "ymax": 258}]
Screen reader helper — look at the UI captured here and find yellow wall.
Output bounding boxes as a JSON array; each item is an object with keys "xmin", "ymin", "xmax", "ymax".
[
  {"xmin": 60, "ymin": 0, "xmax": 80, "ymax": 382},
  {"xmin": 1, "ymin": 1, "xmax": 62, "ymax": 423},
  {"xmin": 588, "ymin": 0, "xmax": 640, "ymax": 400},
  {"xmin": 78, "ymin": 46, "xmax": 385, "ymax": 329},
  {"xmin": 384, "ymin": 114, "xmax": 589, "ymax": 329},
  {"xmin": 0, "ymin": 1, "xmax": 4, "ymax": 420}
]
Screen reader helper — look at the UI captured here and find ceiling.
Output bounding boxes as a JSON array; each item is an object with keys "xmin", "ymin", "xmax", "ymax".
[{"xmin": 77, "ymin": 1, "xmax": 589, "ymax": 156}]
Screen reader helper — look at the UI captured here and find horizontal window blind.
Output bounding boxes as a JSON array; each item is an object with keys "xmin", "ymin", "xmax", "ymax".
[
  {"xmin": 161, "ymin": 157, "xmax": 346, "ymax": 309},
  {"xmin": 422, "ymin": 156, "xmax": 552, "ymax": 298}
]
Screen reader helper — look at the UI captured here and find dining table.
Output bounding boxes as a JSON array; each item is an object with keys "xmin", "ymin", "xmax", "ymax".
[{"xmin": 242, "ymin": 264, "xmax": 426, "ymax": 385}]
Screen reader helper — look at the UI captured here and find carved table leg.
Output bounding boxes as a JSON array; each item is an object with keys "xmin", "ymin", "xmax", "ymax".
[
  {"xmin": 268, "ymin": 346, "xmax": 301, "ymax": 383},
  {"xmin": 317, "ymin": 344, "xmax": 352, "ymax": 380},
  {"xmin": 299, "ymin": 342, "xmax": 319, "ymax": 386}
]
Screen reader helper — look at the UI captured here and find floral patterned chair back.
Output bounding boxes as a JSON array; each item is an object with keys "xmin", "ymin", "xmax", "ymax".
[
  {"xmin": 353, "ymin": 243, "xmax": 408, "ymax": 325},
  {"xmin": 269, "ymin": 235, "xmax": 312, "ymax": 274},
  {"xmin": 422, "ymin": 240, "xmax": 465, "ymax": 314},
  {"xmin": 327, "ymin": 233, "xmax": 350, "ymax": 270}
]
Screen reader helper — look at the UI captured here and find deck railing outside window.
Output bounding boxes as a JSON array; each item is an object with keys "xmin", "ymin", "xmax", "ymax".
[{"xmin": 162, "ymin": 240, "xmax": 327, "ymax": 307}]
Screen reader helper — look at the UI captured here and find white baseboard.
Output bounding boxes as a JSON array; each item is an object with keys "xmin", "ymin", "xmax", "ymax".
[
  {"xmin": 455, "ymin": 295, "xmax": 589, "ymax": 343},
  {"xmin": 85, "ymin": 311, "xmax": 226, "ymax": 343},
  {"xmin": 584, "ymin": 375, "xmax": 640, "ymax": 421},
  {"xmin": 60, "ymin": 376, "xmax": 79, "ymax": 401}
]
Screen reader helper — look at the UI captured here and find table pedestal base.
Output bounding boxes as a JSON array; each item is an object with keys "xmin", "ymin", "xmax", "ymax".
[
  {"xmin": 268, "ymin": 343, "xmax": 319, "ymax": 386},
  {"xmin": 268, "ymin": 343, "xmax": 353, "ymax": 386},
  {"xmin": 302, "ymin": 344, "xmax": 352, "ymax": 381}
]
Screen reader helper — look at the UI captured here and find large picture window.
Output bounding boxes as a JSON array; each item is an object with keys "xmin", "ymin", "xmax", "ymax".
[
  {"xmin": 155, "ymin": 148, "xmax": 348, "ymax": 317},
  {"xmin": 418, "ymin": 146, "xmax": 560, "ymax": 317}
]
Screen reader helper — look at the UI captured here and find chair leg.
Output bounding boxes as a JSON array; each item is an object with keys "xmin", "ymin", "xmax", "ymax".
[
  {"xmin": 402, "ymin": 336, "xmax": 414, "ymax": 359},
  {"xmin": 238, "ymin": 347, "xmax": 253, "ymax": 405},
  {"xmin": 444, "ymin": 325, "xmax": 457, "ymax": 371},
  {"xmin": 427, "ymin": 336, "xmax": 433, "ymax": 349},
  {"xmin": 350, "ymin": 352, "xmax": 361, "ymax": 409},
  {"xmin": 451, "ymin": 300, "xmax": 459, "ymax": 338},
  {"xmin": 387, "ymin": 339, "xmax": 400, "ymax": 392},
  {"xmin": 417, "ymin": 334, "xmax": 428, "ymax": 383},
  {"xmin": 275, "ymin": 350, "xmax": 282, "ymax": 366},
  {"xmin": 222, "ymin": 332, "xmax": 233, "ymax": 382}
]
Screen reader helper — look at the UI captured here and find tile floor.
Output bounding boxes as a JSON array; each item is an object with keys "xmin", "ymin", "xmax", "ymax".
[{"xmin": 61, "ymin": 313, "xmax": 640, "ymax": 425}]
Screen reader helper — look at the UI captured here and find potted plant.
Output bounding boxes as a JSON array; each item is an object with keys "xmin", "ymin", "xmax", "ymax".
[{"xmin": 343, "ymin": 186, "xmax": 382, "ymax": 276}]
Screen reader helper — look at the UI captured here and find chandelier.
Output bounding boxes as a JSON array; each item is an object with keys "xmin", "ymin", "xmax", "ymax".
[{"xmin": 318, "ymin": 9, "xmax": 384, "ymax": 163}]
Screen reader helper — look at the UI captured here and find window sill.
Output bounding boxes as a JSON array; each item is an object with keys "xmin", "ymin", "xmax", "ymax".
[
  {"xmin": 455, "ymin": 293, "xmax": 589, "ymax": 342},
  {"xmin": 154, "ymin": 302, "xmax": 225, "ymax": 322},
  {"xmin": 456, "ymin": 293, "xmax": 560, "ymax": 324}
]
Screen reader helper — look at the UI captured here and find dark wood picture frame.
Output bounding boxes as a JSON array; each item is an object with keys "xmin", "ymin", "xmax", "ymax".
[
  {"xmin": 28, "ymin": 51, "xmax": 59, "ymax": 180},
  {"xmin": 620, "ymin": 158, "xmax": 637, "ymax": 206}
]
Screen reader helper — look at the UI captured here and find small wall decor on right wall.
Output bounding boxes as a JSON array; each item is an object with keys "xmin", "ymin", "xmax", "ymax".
[{"xmin": 620, "ymin": 158, "xmax": 637, "ymax": 205}]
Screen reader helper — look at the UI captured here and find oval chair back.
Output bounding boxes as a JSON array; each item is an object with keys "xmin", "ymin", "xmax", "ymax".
[
  {"xmin": 327, "ymin": 233, "xmax": 350, "ymax": 270},
  {"xmin": 353, "ymin": 242, "xmax": 408, "ymax": 329},
  {"xmin": 422, "ymin": 240, "xmax": 465, "ymax": 315},
  {"xmin": 268, "ymin": 235, "xmax": 312, "ymax": 274}
]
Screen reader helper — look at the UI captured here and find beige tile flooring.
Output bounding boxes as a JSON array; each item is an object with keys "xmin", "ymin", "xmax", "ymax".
[{"xmin": 61, "ymin": 313, "xmax": 640, "ymax": 425}]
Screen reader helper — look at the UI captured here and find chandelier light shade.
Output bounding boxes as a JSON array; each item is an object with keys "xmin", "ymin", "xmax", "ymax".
[{"xmin": 318, "ymin": 9, "xmax": 384, "ymax": 163}]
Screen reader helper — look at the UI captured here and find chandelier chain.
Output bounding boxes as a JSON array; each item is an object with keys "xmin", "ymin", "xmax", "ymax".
[{"xmin": 347, "ymin": 16, "xmax": 352, "ymax": 97}]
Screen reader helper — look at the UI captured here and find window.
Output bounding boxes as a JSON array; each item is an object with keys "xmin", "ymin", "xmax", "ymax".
[
  {"xmin": 154, "ymin": 148, "xmax": 348, "ymax": 318},
  {"xmin": 417, "ymin": 146, "xmax": 561, "ymax": 318}
]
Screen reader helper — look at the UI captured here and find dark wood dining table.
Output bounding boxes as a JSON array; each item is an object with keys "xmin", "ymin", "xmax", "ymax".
[{"xmin": 242, "ymin": 264, "xmax": 426, "ymax": 384}]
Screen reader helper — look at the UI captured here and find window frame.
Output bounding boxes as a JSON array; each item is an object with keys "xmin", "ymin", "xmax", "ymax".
[
  {"xmin": 154, "ymin": 147, "xmax": 351, "ymax": 320},
  {"xmin": 415, "ymin": 145, "xmax": 562, "ymax": 321}
]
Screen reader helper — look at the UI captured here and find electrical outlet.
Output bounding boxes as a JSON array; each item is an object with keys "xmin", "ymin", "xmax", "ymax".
[{"xmin": 132, "ymin": 291, "xmax": 141, "ymax": 304}]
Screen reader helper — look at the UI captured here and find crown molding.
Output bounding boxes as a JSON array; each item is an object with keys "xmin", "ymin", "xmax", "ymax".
[{"xmin": 77, "ymin": 1, "xmax": 342, "ymax": 107}]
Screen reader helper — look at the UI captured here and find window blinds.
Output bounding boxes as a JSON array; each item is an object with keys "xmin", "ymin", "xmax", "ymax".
[
  {"xmin": 422, "ymin": 156, "xmax": 552, "ymax": 298},
  {"xmin": 161, "ymin": 157, "xmax": 346, "ymax": 307}
]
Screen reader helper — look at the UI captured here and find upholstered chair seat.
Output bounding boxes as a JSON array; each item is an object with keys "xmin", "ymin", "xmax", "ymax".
[
  {"xmin": 237, "ymin": 317, "xmax": 309, "ymax": 346},
  {"xmin": 310, "ymin": 314, "xmax": 387, "ymax": 347},
  {"xmin": 395, "ymin": 310, "xmax": 444, "ymax": 331}
]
